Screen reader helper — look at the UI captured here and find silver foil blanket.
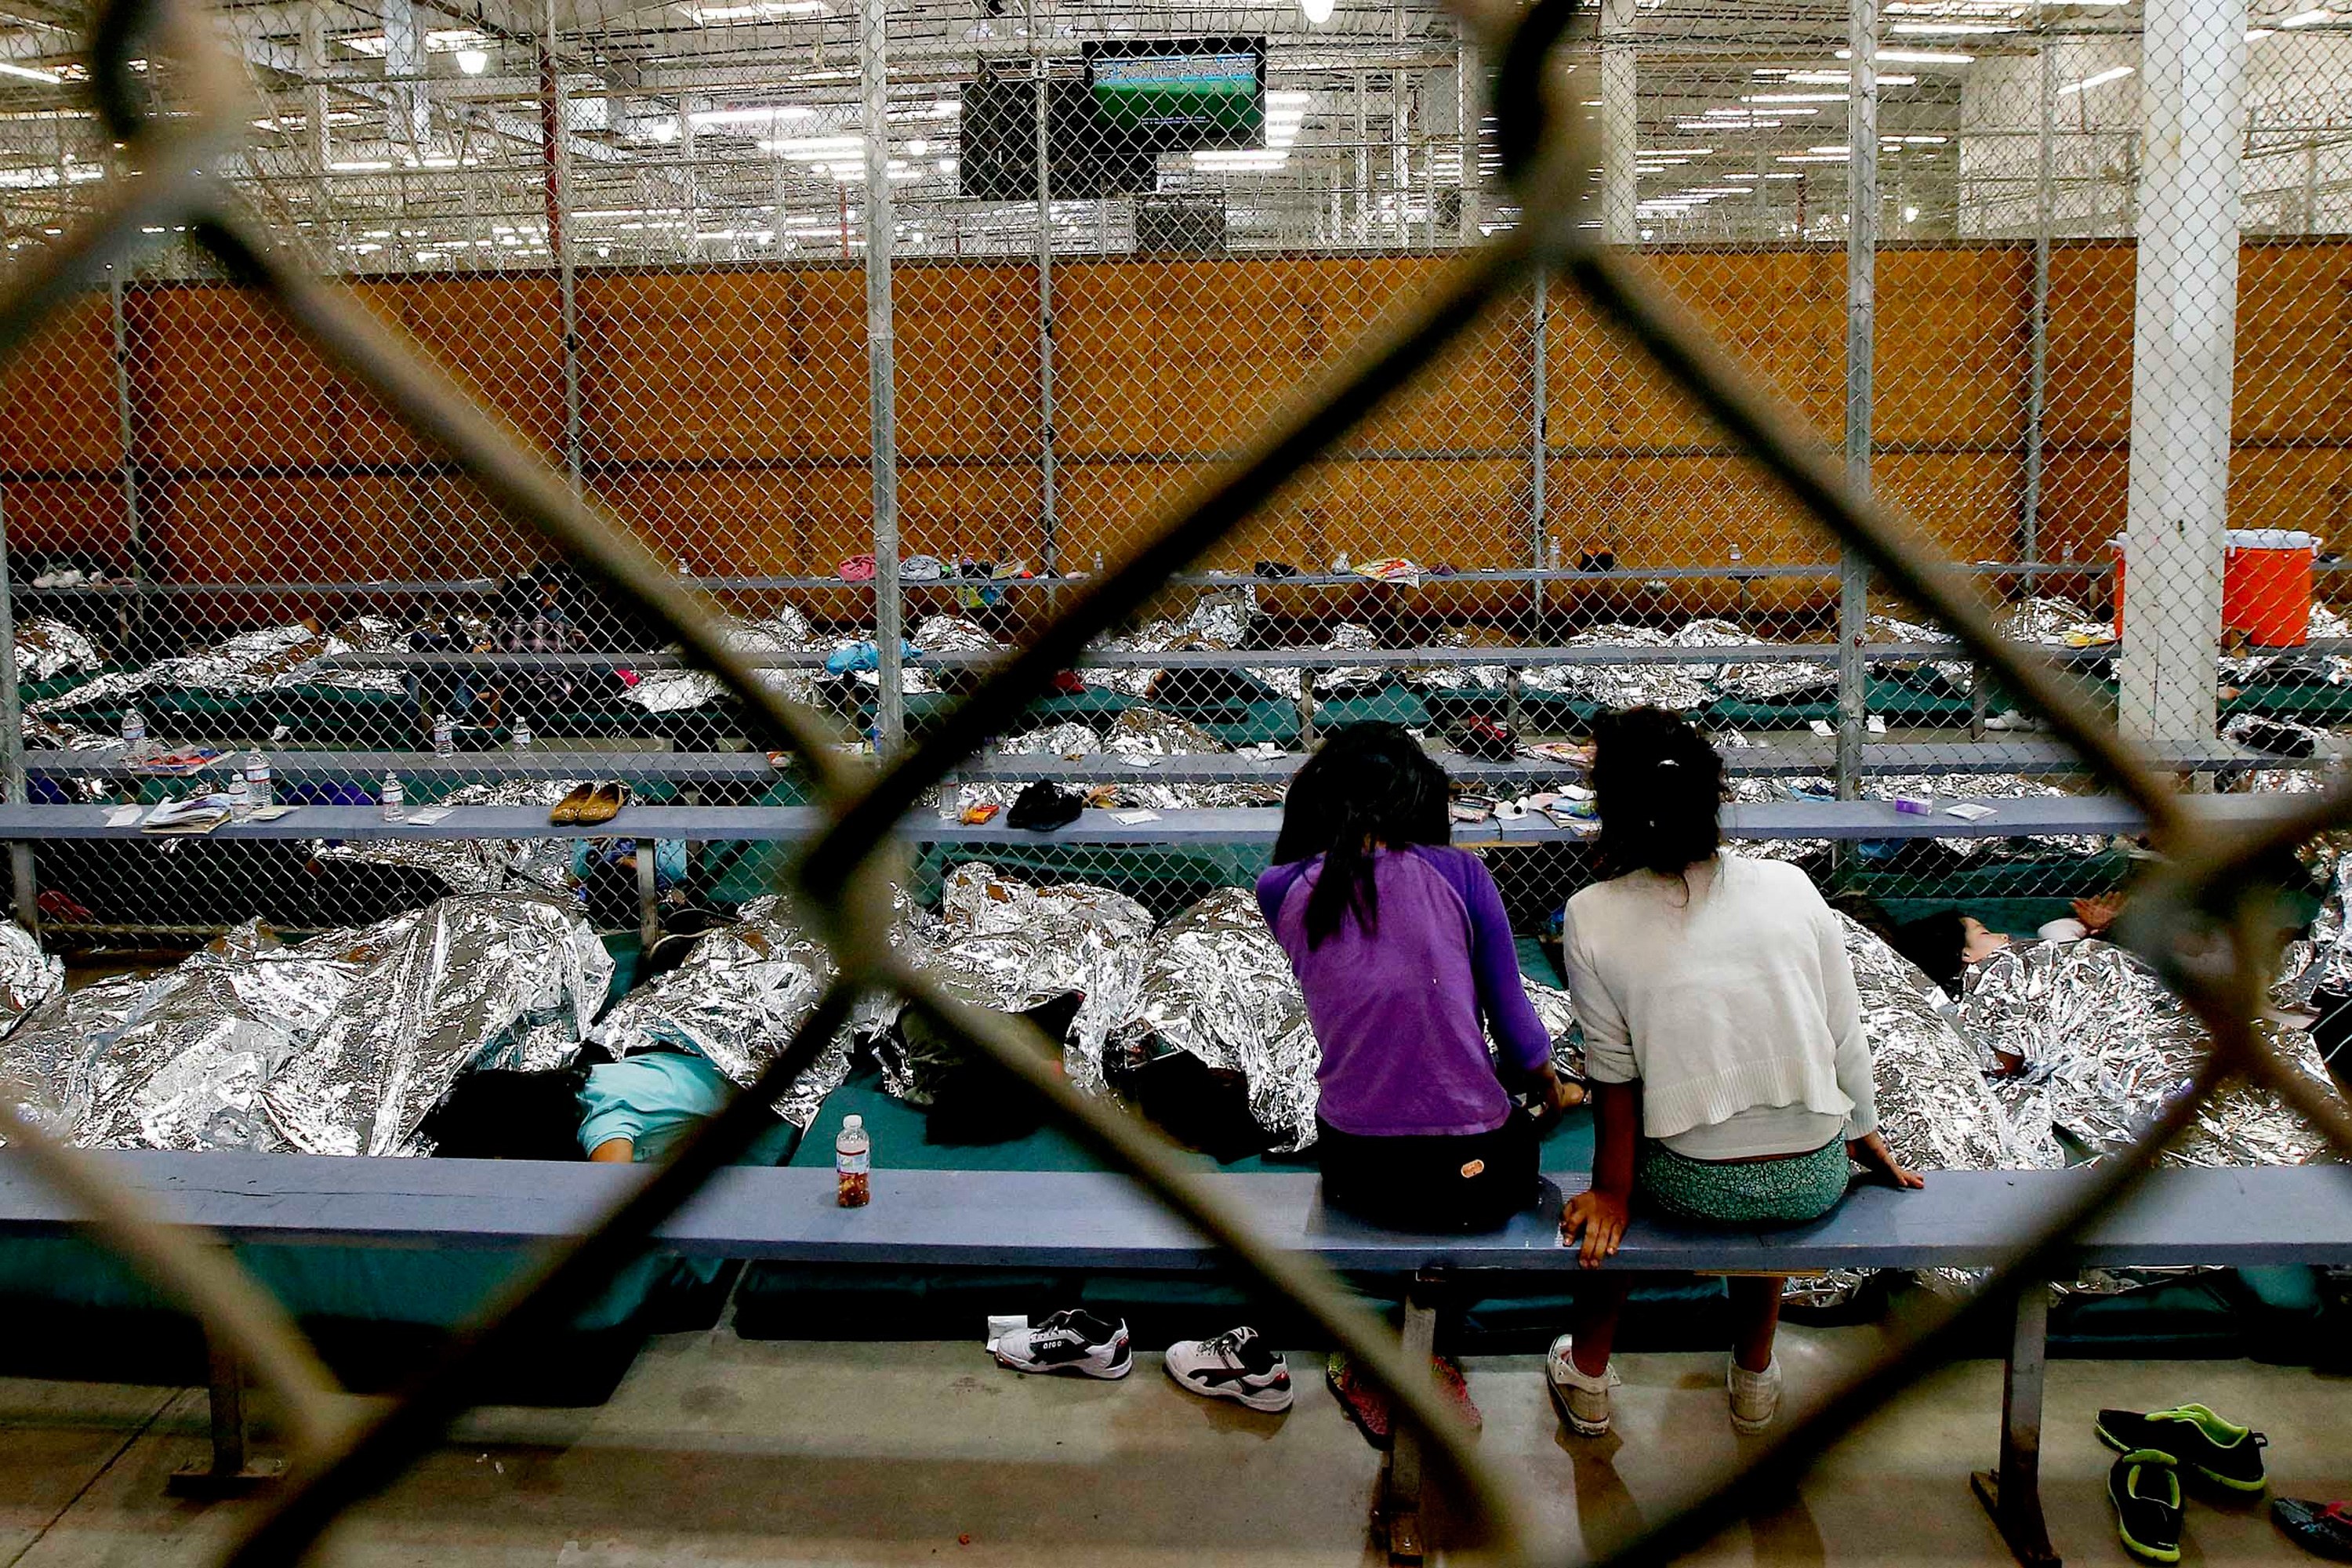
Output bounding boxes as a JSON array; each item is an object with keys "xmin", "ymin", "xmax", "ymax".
[
  {"xmin": 314, "ymin": 777, "xmax": 588, "ymax": 895},
  {"xmin": 1106, "ymin": 885, "xmax": 1321, "ymax": 1153},
  {"xmin": 1998, "ymin": 596, "xmax": 2115, "ymax": 651},
  {"xmin": 590, "ymin": 906, "xmax": 860, "ymax": 1129},
  {"xmin": 1520, "ymin": 975, "xmax": 1584, "ymax": 1083},
  {"xmin": 33, "ymin": 621, "xmax": 404, "ymax": 715},
  {"xmin": 946, "ymin": 708, "xmax": 1284, "ymax": 815},
  {"xmin": 1864, "ymin": 773, "xmax": 2107, "ymax": 859},
  {"xmin": 0, "ymin": 921, "xmax": 61, "ymax": 1039},
  {"xmin": 880, "ymin": 862, "xmax": 1157, "ymax": 1105},
  {"xmin": 904, "ymin": 614, "xmax": 1008, "ymax": 697},
  {"xmin": 2280, "ymin": 848, "xmax": 2352, "ymax": 1007},
  {"xmin": 1087, "ymin": 590, "xmax": 1261, "ymax": 701},
  {"xmin": 630, "ymin": 608, "xmax": 820, "ymax": 714},
  {"xmin": 1789, "ymin": 919, "xmax": 2059, "ymax": 1312},
  {"xmin": 14, "ymin": 617, "xmax": 103, "ymax": 684},
  {"xmin": 1958, "ymin": 938, "xmax": 2340, "ymax": 1170},
  {"xmin": 1520, "ymin": 625, "xmax": 1713, "ymax": 713},
  {"xmin": 260, "ymin": 891, "xmax": 613, "ymax": 1156},
  {"xmin": 0, "ymin": 967, "xmax": 177, "ymax": 1142}
]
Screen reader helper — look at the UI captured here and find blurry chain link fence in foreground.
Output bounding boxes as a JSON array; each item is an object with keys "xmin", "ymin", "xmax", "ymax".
[{"xmin": 0, "ymin": 0, "xmax": 2345, "ymax": 1562}]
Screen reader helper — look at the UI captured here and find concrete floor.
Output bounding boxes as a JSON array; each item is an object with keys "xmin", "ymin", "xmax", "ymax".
[{"xmin": 0, "ymin": 1324, "xmax": 2343, "ymax": 1566}]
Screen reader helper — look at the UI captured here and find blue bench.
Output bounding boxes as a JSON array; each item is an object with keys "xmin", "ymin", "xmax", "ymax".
[{"xmin": 0, "ymin": 1154, "xmax": 2343, "ymax": 1564}]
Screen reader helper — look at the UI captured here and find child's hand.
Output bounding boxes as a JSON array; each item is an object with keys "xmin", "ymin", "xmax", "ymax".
[
  {"xmin": 1847, "ymin": 1131, "xmax": 1926, "ymax": 1190},
  {"xmin": 1531, "ymin": 1065, "xmax": 1585, "ymax": 1116},
  {"xmin": 1561, "ymin": 1189, "xmax": 1629, "ymax": 1268}
]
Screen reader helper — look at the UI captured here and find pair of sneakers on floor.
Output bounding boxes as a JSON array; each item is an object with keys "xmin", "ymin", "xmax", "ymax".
[
  {"xmin": 1544, "ymin": 1334, "xmax": 1781, "ymax": 1437},
  {"xmin": 992, "ymin": 1310, "xmax": 1294, "ymax": 1413}
]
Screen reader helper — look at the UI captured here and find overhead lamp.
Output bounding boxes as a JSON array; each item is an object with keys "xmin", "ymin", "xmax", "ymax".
[
  {"xmin": 1840, "ymin": 46, "xmax": 1975, "ymax": 64},
  {"xmin": 1301, "ymin": 0, "xmax": 1335, "ymax": 24},
  {"xmin": 455, "ymin": 47, "xmax": 490, "ymax": 74},
  {"xmin": 0, "ymin": 60, "xmax": 60, "ymax": 83},
  {"xmin": 2056, "ymin": 64, "xmax": 2134, "ymax": 94}
]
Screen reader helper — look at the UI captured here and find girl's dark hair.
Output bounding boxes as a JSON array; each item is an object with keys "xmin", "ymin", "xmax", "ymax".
[
  {"xmin": 1890, "ymin": 910, "xmax": 1969, "ymax": 994},
  {"xmin": 1592, "ymin": 706, "xmax": 1725, "ymax": 881},
  {"xmin": 1272, "ymin": 722, "xmax": 1450, "ymax": 949}
]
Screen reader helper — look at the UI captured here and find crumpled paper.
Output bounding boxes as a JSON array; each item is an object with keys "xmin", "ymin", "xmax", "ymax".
[
  {"xmin": 1105, "ymin": 886, "xmax": 1321, "ymax": 1152},
  {"xmin": 260, "ymin": 890, "xmax": 613, "ymax": 1156}
]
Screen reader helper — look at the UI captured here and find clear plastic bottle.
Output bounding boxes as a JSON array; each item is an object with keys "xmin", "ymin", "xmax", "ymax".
[
  {"xmin": 380, "ymin": 771, "xmax": 406, "ymax": 823},
  {"xmin": 243, "ymin": 750, "xmax": 271, "ymax": 810},
  {"xmin": 120, "ymin": 706, "xmax": 147, "ymax": 760},
  {"xmin": 835, "ymin": 1113, "xmax": 870, "ymax": 1208},
  {"xmin": 510, "ymin": 717, "xmax": 533, "ymax": 752},
  {"xmin": 433, "ymin": 713, "xmax": 456, "ymax": 757},
  {"xmin": 227, "ymin": 771, "xmax": 252, "ymax": 822}
]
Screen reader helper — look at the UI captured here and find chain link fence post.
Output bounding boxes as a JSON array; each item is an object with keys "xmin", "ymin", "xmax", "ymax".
[
  {"xmin": 861, "ymin": 0, "xmax": 901, "ymax": 755},
  {"xmin": 1837, "ymin": 0, "xmax": 1878, "ymax": 808}
]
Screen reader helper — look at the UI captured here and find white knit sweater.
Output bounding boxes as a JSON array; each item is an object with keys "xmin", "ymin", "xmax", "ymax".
[{"xmin": 1560, "ymin": 853, "xmax": 1879, "ymax": 1145}]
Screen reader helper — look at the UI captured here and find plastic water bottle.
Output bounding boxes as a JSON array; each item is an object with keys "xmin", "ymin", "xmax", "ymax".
[
  {"xmin": 510, "ymin": 717, "xmax": 533, "ymax": 752},
  {"xmin": 380, "ymin": 771, "xmax": 405, "ymax": 823},
  {"xmin": 243, "ymin": 750, "xmax": 271, "ymax": 810},
  {"xmin": 433, "ymin": 713, "xmax": 456, "ymax": 757},
  {"xmin": 835, "ymin": 1113, "xmax": 870, "ymax": 1208},
  {"xmin": 227, "ymin": 771, "xmax": 252, "ymax": 822},
  {"xmin": 120, "ymin": 706, "xmax": 147, "ymax": 759}
]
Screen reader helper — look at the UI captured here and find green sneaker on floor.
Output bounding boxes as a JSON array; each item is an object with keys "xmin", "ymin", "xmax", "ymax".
[
  {"xmin": 2096, "ymin": 1403, "xmax": 2269, "ymax": 1492},
  {"xmin": 2108, "ymin": 1450, "xmax": 2185, "ymax": 1565}
]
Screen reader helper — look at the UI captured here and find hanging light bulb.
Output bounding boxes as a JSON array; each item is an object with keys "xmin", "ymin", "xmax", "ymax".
[
  {"xmin": 455, "ymin": 46, "xmax": 490, "ymax": 74},
  {"xmin": 1301, "ymin": 0, "xmax": 1334, "ymax": 24}
]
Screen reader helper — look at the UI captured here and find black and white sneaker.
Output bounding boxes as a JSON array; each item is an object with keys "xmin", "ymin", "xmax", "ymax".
[
  {"xmin": 993, "ymin": 1309, "xmax": 1133, "ymax": 1380},
  {"xmin": 1163, "ymin": 1327, "xmax": 1293, "ymax": 1413}
]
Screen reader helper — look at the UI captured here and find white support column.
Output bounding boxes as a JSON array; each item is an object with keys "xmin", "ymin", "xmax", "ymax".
[
  {"xmin": 1838, "ymin": 0, "xmax": 1878, "ymax": 803},
  {"xmin": 2118, "ymin": 0, "xmax": 2247, "ymax": 750},
  {"xmin": 381, "ymin": 0, "xmax": 427, "ymax": 154},
  {"xmin": 1600, "ymin": 0, "xmax": 1638, "ymax": 244},
  {"xmin": 1354, "ymin": 71, "xmax": 1370, "ymax": 246},
  {"xmin": 1456, "ymin": 34, "xmax": 1479, "ymax": 241}
]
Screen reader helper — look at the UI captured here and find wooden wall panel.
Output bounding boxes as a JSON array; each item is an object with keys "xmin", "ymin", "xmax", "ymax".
[
  {"xmin": 0, "ymin": 478, "xmax": 125, "ymax": 557},
  {"xmin": 1875, "ymin": 249, "xmax": 2031, "ymax": 451},
  {"xmin": 2235, "ymin": 245, "xmax": 2352, "ymax": 443},
  {"xmin": 5, "ymin": 241, "xmax": 2339, "ymax": 619},
  {"xmin": 892, "ymin": 265, "xmax": 1039, "ymax": 460},
  {"xmin": 0, "ymin": 297, "xmax": 119, "ymax": 473}
]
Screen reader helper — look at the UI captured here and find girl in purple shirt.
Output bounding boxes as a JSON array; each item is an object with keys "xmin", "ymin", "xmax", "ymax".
[{"xmin": 1256, "ymin": 724, "xmax": 1579, "ymax": 1233}]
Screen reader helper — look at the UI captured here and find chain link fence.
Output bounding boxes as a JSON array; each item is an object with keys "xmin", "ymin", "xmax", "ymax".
[{"xmin": 0, "ymin": 0, "xmax": 2344, "ymax": 1559}]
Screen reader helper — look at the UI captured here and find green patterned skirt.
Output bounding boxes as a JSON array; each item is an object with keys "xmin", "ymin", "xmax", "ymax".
[{"xmin": 1635, "ymin": 1138, "xmax": 1852, "ymax": 1225}]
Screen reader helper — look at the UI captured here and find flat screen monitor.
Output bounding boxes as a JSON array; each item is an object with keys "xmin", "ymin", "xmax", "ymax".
[{"xmin": 1084, "ymin": 38, "xmax": 1263, "ymax": 151}]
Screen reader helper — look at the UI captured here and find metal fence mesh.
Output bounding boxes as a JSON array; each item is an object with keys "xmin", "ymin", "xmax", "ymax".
[{"xmin": 0, "ymin": 0, "xmax": 2345, "ymax": 1559}]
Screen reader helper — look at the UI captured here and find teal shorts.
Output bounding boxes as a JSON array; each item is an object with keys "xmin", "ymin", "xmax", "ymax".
[{"xmin": 1635, "ymin": 1138, "xmax": 1852, "ymax": 1225}]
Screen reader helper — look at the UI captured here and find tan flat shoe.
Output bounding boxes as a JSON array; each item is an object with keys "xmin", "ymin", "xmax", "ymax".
[
  {"xmin": 549, "ymin": 782, "xmax": 593, "ymax": 826},
  {"xmin": 577, "ymin": 780, "xmax": 629, "ymax": 826}
]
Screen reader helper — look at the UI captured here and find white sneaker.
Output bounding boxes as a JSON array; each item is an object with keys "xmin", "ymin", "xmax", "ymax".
[
  {"xmin": 1545, "ymin": 1335, "xmax": 1621, "ymax": 1437},
  {"xmin": 1163, "ymin": 1326, "xmax": 1293, "ymax": 1412},
  {"xmin": 993, "ymin": 1309, "xmax": 1133, "ymax": 1380},
  {"xmin": 1727, "ymin": 1356, "xmax": 1781, "ymax": 1433}
]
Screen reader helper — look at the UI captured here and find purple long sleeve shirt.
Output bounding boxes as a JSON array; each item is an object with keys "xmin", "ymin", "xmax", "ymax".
[{"xmin": 1256, "ymin": 845, "xmax": 1555, "ymax": 1138}]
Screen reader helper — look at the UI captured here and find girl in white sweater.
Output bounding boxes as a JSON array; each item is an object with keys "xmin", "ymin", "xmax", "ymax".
[{"xmin": 1548, "ymin": 707, "xmax": 1921, "ymax": 1439}]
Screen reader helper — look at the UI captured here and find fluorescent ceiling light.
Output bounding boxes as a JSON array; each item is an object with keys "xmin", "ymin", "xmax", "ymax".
[
  {"xmin": 1763, "ymin": 172, "xmax": 1804, "ymax": 180},
  {"xmin": 682, "ymin": 0, "xmax": 828, "ymax": 20},
  {"xmin": 1639, "ymin": 146, "xmax": 1713, "ymax": 157},
  {"xmin": 455, "ymin": 47, "xmax": 489, "ymax": 74},
  {"xmin": 1784, "ymin": 70, "xmax": 1917, "ymax": 84},
  {"xmin": 2056, "ymin": 64, "xmax": 2135, "ymax": 93},
  {"xmin": 693, "ymin": 105, "xmax": 818, "ymax": 126},
  {"xmin": 2248, "ymin": 26, "xmax": 2276, "ymax": 38},
  {"xmin": 1743, "ymin": 92, "xmax": 1851, "ymax": 103},
  {"xmin": 0, "ymin": 60, "xmax": 60, "ymax": 83},
  {"xmin": 1301, "ymin": 0, "xmax": 1335, "ymax": 23},
  {"xmin": 764, "ymin": 134, "xmax": 865, "ymax": 160},
  {"xmin": 1808, "ymin": 144, "xmax": 1852, "ymax": 154},
  {"xmin": 1891, "ymin": 21, "xmax": 2017, "ymax": 33},
  {"xmin": 329, "ymin": 159, "xmax": 393, "ymax": 172},
  {"xmin": 1840, "ymin": 45, "xmax": 1976, "ymax": 63}
]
